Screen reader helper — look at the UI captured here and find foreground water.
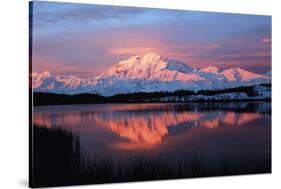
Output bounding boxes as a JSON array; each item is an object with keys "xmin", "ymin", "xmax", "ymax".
[{"xmin": 33, "ymin": 102, "xmax": 271, "ymax": 162}]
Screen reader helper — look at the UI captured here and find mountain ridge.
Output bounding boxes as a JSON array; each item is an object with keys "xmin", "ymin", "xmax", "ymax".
[{"xmin": 32, "ymin": 53, "xmax": 271, "ymax": 96}]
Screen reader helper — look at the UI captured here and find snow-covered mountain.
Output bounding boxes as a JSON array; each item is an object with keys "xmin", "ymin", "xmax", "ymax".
[
  {"xmin": 32, "ymin": 53, "xmax": 271, "ymax": 96},
  {"xmin": 263, "ymin": 71, "xmax": 272, "ymax": 77}
]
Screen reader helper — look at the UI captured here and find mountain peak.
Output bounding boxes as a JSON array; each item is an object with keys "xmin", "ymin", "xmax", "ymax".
[
  {"xmin": 264, "ymin": 71, "xmax": 271, "ymax": 76},
  {"xmin": 41, "ymin": 71, "xmax": 51, "ymax": 76},
  {"xmin": 36, "ymin": 71, "xmax": 52, "ymax": 79},
  {"xmin": 200, "ymin": 66, "xmax": 219, "ymax": 74},
  {"xmin": 142, "ymin": 53, "xmax": 162, "ymax": 63},
  {"xmin": 221, "ymin": 67, "xmax": 267, "ymax": 81},
  {"xmin": 116, "ymin": 53, "xmax": 161, "ymax": 68},
  {"xmin": 143, "ymin": 52, "xmax": 161, "ymax": 59},
  {"xmin": 228, "ymin": 67, "xmax": 244, "ymax": 72},
  {"xmin": 127, "ymin": 55, "xmax": 140, "ymax": 61}
]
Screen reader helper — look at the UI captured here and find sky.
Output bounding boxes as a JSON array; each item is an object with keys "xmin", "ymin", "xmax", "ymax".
[{"xmin": 31, "ymin": 1, "xmax": 272, "ymax": 78}]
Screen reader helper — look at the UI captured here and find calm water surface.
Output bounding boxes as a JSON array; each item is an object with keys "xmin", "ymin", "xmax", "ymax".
[{"xmin": 33, "ymin": 102, "xmax": 271, "ymax": 160}]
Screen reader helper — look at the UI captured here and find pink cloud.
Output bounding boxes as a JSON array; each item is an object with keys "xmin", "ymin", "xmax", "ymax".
[{"xmin": 261, "ymin": 38, "xmax": 271, "ymax": 43}]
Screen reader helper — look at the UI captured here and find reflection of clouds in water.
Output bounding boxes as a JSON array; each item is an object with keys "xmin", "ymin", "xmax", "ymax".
[{"xmin": 33, "ymin": 106, "xmax": 265, "ymax": 149}]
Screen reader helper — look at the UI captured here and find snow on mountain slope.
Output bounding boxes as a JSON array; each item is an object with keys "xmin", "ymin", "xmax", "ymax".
[
  {"xmin": 97, "ymin": 53, "xmax": 193, "ymax": 80},
  {"xmin": 199, "ymin": 66, "xmax": 219, "ymax": 74},
  {"xmin": 263, "ymin": 71, "xmax": 272, "ymax": 77},
  {"xmin": 221, "ymin": 67, "xmax": 263, "ymax": 81},
  {"xmin": 32, "ymin": 53, "xmax": 271, "ymax": 96},
  {"xmin": 219, "ymin": 67, "xmax": 270, "ymax": 87},
  {"xmin": 32, "ymin": 71, "xmax": 94, "ymax": 94}
]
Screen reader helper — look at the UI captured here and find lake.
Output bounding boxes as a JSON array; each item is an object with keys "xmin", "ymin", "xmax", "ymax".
[{"xmin": 33, "ymin": 102, "xmax": 271, "ymax": 162}]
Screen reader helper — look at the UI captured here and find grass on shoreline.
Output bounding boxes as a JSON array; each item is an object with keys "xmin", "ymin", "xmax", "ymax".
[{"xmin": 30, "ymin": 125, "xmax": 271, "ymax": 188}]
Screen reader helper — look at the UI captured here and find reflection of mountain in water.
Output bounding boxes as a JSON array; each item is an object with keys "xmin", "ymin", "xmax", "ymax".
[
  {"xmin": 92, "ymin": 111, "xmax": 265, "ymax": 146},
  {"xmin": 94, "ymin": 111, "xmax": 202, "ymax": 145},
  {"xmin": 33, "ymin": 102, "xmax": 270, "ymax": 149}
]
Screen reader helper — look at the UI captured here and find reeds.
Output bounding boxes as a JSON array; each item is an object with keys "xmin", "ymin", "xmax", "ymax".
[{"xmin": 31, "ymin": 125, "xmax": 271, "ymax": 187}]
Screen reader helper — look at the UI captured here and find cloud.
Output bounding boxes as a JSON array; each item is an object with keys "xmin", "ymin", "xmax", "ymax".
[
  {"xmin": 107, "ymin": 47, "xmax": 161, "ymax": 56},
  {"xmin": 32, "ymin": 1, "xmax": 147, "ymax": 27},
  {"xmin": 31, "ymin": 2, "xmax": 271, "ymax": 76},
  {"xmin": 261, "ymin": 38, "xmax": 271, "ymax": 43}
]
